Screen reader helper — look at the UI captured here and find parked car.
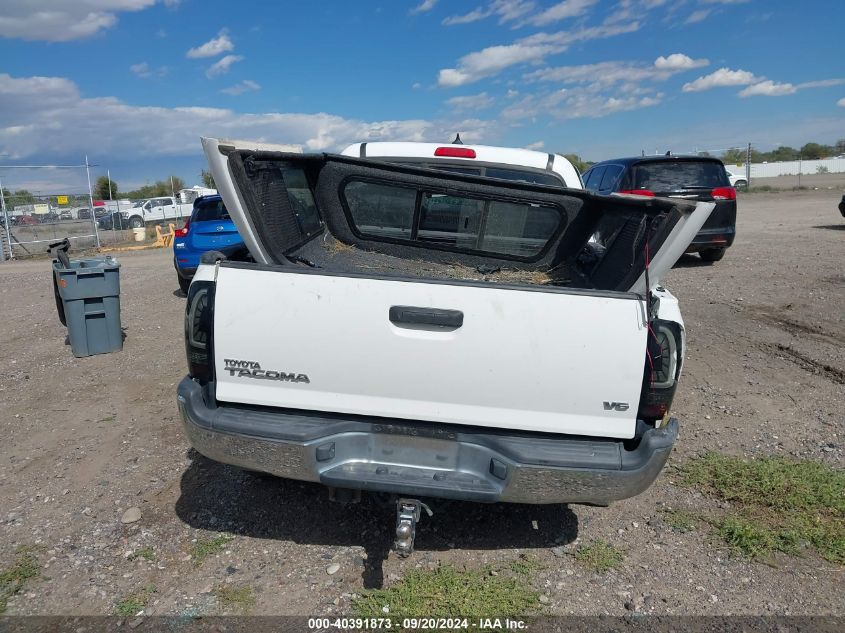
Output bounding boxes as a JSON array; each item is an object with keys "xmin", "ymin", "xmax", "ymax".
[
  {"xmin": 583, "ymin": 155, "xmax": 736, "ymax": 263},
  {"xmin": 726, "ymin": 170, "xmax": 748, "ymax": 189},
  {"xmin": 180, "ymin": 137, "xmax": 714, "ymax": 556},
  {"xmin": 173, "ymin": 194, "xmax": 243, "ymax": 294},
  {"xmin": 40, "ymin": 211, "xmax": 59, "ymax": 223},
  {"xmin": 98, "ymin": 211, "xmax": 131, "ymax": 230},
  {"xmin": 839, "ymin": 194, "xmax": 845, "ymax": 218},
  {"xmin": 77, "ymin": 208, "xmax": 91, "ymax": 220},
  {"xmin": 94, "ymin": 207, "xmax": 110, "ymax": 219},
  {"xmin": 14, "ymin": 215, "xmax": 39, "ymax": 226},
  {"xmin": 59, "ymin": 210, "xmax": 73, "ymax": 220}
]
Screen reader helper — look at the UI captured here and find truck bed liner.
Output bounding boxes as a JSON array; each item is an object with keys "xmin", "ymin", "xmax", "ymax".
[{"xmin": 293, "ymin": 233, "xmax": 561, "ymax": 286}]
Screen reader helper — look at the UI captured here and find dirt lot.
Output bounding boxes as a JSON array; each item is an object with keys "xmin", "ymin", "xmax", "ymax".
[{"xmin": 0, "ymin": 190, "xmax": 843, "ymax": 616}]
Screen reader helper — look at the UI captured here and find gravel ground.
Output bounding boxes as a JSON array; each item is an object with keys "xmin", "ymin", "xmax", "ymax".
[{"xmin": 0, "ymin": 190, "xmax": 843, "ymax": 616}]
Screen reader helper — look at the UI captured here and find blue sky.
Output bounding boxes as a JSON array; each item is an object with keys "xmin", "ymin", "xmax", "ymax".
[{"xmin": 1, "ymin": 0, "xmax": 844, "ymax": 194}]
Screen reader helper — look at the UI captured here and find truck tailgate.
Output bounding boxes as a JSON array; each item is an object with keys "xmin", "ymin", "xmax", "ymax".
[{"xmin": 213, "ymin": 263, "xmax": 647, "ymax": 439}]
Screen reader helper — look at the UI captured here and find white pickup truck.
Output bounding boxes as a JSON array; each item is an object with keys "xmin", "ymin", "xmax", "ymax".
[
  {"xmin": 178, "ymin": 137, "xmax": 713, "ymax": 555},
  {"xmin": 120, "ymin": 196, "xmax": 194, "ymax": 229}
]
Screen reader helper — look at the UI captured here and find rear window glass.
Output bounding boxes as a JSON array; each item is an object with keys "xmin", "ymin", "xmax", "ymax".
[
  {"xmin": 343, "ymin": 180, "xmax": 562, "ymax": 258},
  {"xmin": 282, "ymin": 168, "xmax": 322, "ymax": 236},
  {"xmin": 192, "ymin": 198, "xmax": 229, "ymax": 222},
  {"xmin": 633, "ymin": 161, "xmax": 728, "ymax": 191},
  {"xmin": 396, "ymin": 161, "xmax": 566, "ymax": 187},
  {"xmin": 484, "ymin": 167, "xmax": 563, "ymax": 186}
]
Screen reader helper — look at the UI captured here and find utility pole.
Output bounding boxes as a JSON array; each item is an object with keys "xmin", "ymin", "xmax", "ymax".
[
  {"xmin": 746, "ymin": 143, "xmax": 752, "ymax": 187},
  {"xmin": 85, "ymin": 155, "xmax": 101, "ymax": 248},
  {"xmin": 108, "ymin": 169, "xmax": 116, "ymax": 239},
  {"xmin": 0, "ymin": 174, "xmax": 11, "ymax": 261}
]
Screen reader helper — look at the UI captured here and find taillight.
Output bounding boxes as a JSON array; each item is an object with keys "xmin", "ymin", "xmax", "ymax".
[
  {"xmin": 711, "ymin": 187, "xmax": 736, "ymax": 200},
  {"xmin": 175, "ymin": 220, "xmax": 190, "ymax": 237},
  {"xmin": 638, "ymin": 321, "xmax": 682, "ymax": 423},
  {"xmin": 185, "ymin": 280, "xmax": 215, "ymax": 383},
  {"xmin": 619, "ymin": 189, "xmax": 655, "ymax": 197},
  {"xmin": 434, "ymin": 146, "xmax": 476, "ymax": 159}
]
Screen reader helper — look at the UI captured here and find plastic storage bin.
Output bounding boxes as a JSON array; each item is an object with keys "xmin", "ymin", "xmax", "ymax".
[{"xmin": 51, "ymin": 242, "xmax": 123, "ymax": 357}]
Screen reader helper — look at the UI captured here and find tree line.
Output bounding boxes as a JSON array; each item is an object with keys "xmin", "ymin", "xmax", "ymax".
[
  {"xmin": 561, "ymin": 138, "xmax": 845, "ymax": 173},
  {"xmin": 92, "ymin": 169, "xmax": 214, "ymax": 200},
  {"xmin": 718, "ymin": 140, "xmax": 845, "ymax": 165}
]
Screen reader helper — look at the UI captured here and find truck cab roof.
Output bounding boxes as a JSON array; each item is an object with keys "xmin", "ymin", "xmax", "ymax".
[{"xmin": 341, "ymin": 141, "xmax": 583, "ymax": 190}]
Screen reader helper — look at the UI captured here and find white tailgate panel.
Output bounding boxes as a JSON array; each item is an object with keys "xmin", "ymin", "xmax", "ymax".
[{"xmin": 214, "ymin": 266, "xmax": 648, "ymax": 439}]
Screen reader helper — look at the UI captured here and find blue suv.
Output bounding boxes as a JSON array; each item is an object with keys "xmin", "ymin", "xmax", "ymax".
[{"xmin": 173, "ymin": 195, "xmax": 243, "ymax": 293}]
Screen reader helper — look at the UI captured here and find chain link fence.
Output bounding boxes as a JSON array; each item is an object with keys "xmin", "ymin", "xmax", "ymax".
[{"xmin": 0, "ymin": 162, "xmax": 140, "ymax": 260}]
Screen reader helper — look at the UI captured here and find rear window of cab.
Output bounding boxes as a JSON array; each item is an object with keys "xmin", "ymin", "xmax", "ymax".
[{"xmin": 341, "ymin": 180, "xmax": 563, "ymax": 259}]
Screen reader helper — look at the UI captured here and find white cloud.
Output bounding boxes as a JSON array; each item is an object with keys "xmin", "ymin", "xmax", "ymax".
[
  {"xmin": 520, "ymin": 0, "xmax": 598, "ymax": 27},
  {"xmin": 443, "ymin": 7, "xmax": 490, "ymax": 25},
  {"xmin": 682, "ymin": 67, "xmax": 759, "ymax": 92},
  {"xmin": 412, "ymin": 82, "xmax": 422, "ymax": 90},
  {"xmin": 186, "ymin": 29, "xmax": 234, "ymax": 58},
  {"xmin": 654, "ymin": 53, "xmax": 709, "ymax": 71},
  {"xmin": 206, "ymin": 54, "xmax": 243, "ymax": 78},
  {"xmin": 438, "ymin": 21, "xmax": 640, "ymax": 87},
  {"xmin": 684, "ymin": 9, "xmax": 711, "ymax": 24},
  {"xmin": 443, "ymin": 0, "xmax": 536, "ymax": 26},
  {"xmin": 410, "ymin": 0, "xmax": 437, "ymax": 14},
  {"xmin": 0, "ymin": 0, "xmax": 159, "ymax": 41},
  {"xmin": 446, "ymin": 92, "xmax": 495, "ymax": 111},
  {"xmin": 130, "ymin": 62, "xmax": 151, "ymax": 78},
  {"xmin": 739, "ymin": 78, "xmax": 845, "ymax": 98},
  {"xmin": 502, "ymin": 85, "xmax": 662, "ymax": 122},
  {"xmin": 799, "ymin": 78, "xmax": 845, "ymax": 89},
  {"xmin": 525, "ymin": 140, "xmax": 544, "ymax": 150},
  {"xmin": 527, "ymin": 53, "xmax": 707, "ymax": 87},
  {"xmin": 130, "ymin": 61, "xmax": 167, "ymax": 78},
  {"xmin": 221, "ymin": 80, "xmax": 260, "ymax": 96},
  {"xmin": 738, "ymin": 80, "xmax": 796, "ymax": 97},
  {"xmin": 838, "ymin": 98, "xmax": 845, "ymax": 107},
  {"xmin": 0, "ymin": 73, "xmax": 498, "ymax": 163}
]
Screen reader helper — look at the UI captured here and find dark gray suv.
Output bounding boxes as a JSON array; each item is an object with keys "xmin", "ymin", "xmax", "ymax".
[{"xmin": 583, "ymin": 156, "xmax": 737, "ymax": 263}]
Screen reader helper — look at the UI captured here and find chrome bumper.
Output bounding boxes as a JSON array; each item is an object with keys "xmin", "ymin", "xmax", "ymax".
[{"xmin": 177, "ymin": 377, "xmax": 677, "ymax": 505}]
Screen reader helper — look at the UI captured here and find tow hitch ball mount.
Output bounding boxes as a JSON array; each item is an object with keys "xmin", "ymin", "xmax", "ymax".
[{"xmin": 394, "ymin": 498, "xmax": 431, "ymax": 557}]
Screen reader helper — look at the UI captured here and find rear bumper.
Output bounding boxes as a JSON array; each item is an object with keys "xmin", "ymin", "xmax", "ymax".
[
  {"xmin": 177, "ymin": 377, "xmax": 678, "ymax": 504},
  {"xmin": 173, "ymin": 256, "xmax": 197, "ymax": 279},
  {"xmin": 685, "ymin": 226, "xmax": 736, "ymax": 252}
]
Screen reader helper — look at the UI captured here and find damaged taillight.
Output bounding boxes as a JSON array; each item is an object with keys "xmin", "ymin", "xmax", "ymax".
[
  {"xmin": 185, "ymin": 280, "xmax": 215, "ymax": 383},
  {"xmin": 638, "ymin": 320, "xmax": 682, "ymax": 423},
  {"xmin": 175, "ymin": 220, "xmax": 190, "ymax": 237}
]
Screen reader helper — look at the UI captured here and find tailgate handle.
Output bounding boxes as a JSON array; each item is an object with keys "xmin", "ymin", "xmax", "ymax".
[{"xmin": 389, "ymin": 306, "xmax": 464, "ymax": 329}]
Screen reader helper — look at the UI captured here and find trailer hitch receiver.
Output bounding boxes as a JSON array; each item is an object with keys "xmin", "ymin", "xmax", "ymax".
[{"xmin": 395, "ymin": 498, "xmax": 425, "ymax": 557}]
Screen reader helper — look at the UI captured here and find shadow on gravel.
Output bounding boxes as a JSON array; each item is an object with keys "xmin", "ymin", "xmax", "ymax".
[
  {"xmin": 175, "ymin": 451, "xmax": 579, "ymax": 589},
  {"xmin": 672, "ymin": 254, "xmax": 711, "ymax": 268},
  {"xmin": 813, "ymin": 224, "xmax": 845, "ymax": 231}
]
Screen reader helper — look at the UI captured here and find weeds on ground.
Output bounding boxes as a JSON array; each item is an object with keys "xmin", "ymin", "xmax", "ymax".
[
  {"xmin": 114, "ymin": 584, "xmax": 156, "ymax": 616},
  {"xmin": 661, "ymin": 509, "xmax": 701, "ymax": 533},
  {"xmin": 215, "ymin": 585, "xmax": 256, "ymax": 612},
  {"xmin": 573, "ymin": 540, "xmax": 624, "ymax": 572},
  {"xmin": 509, "ymin": 553, "xmax": 543, "ymax": 575},
  {"xmin": 128, "ymin": 547, "xmax": 155, "ymax": 562},
  {"xmin": 0, "ymin": 547, "xmax": 41, "ymax": 614},
  {"xmin": 353, "ymin": 564, "xmax": 539, "ymax": 619},
  {"xmin": 678, "ymin": 453, "xmax": 845, "ymax": 563},
  {"xmin": 190, "ymin": 534, "xmax": 234, "ymax": 566}
]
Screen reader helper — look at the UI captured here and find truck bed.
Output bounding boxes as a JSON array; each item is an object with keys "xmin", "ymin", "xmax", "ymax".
[{"xmin": 293, "ymin": 233, "xmax": 562, "ymax": 286}]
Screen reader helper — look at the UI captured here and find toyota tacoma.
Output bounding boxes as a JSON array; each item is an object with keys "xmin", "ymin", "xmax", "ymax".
[{"xmin": 177, "ymin": 137, "xmax": 713, "ymax": 554}]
